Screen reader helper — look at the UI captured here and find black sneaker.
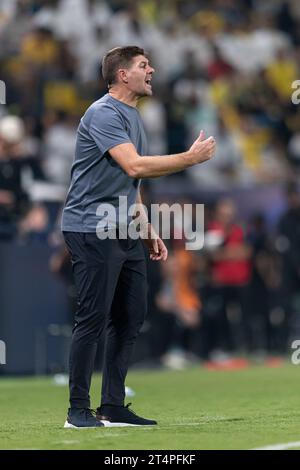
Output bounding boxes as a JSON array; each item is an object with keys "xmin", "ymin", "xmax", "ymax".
[
  {"xmin": 96, "ymin": 403, "xmax": 157, "ymax": 427},
  {"xmin": 64, "ymin": 408, "xmax": 104, "ymax": 428}
]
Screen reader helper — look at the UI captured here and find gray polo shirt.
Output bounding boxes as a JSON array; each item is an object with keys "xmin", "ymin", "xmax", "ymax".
[{"xmin": 61, "ymin": 93, "xmax": 148, "ymax": 232}]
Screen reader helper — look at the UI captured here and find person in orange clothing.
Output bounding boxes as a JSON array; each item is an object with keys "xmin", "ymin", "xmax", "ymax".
[
  {"xmin": 156, "ymin": 245, "xmax": 202, "ymax": 368},
  {"xmin": 173, "ymin": 247, "xmax": 202, "ymax": 328}
]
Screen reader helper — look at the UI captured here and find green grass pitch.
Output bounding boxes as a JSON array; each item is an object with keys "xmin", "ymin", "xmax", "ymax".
[{"xmin": 0, "ymin": 364, "xmax": 299, "ymax": 450}]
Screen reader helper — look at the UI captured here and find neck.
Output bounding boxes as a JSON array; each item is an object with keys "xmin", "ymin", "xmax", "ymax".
[{"xmin": 108, "ymin": 87, "xmax": 139, "ymax": 107}]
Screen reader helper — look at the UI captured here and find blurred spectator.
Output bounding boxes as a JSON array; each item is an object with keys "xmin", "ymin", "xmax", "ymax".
[
  {"xmin": 42, "ymin": 110, "xmax": 77, "ymax": 186},
  {"xmin": 265, "ymin": 48, "xmax": 298, "ymax": 101},
  {"xmin": 0, "ymin": 115, "xmax": 47, "ymax": 240},
  {"xmin": 247, "ymin": 213, "xmax": 277, "ymax": 352},
  {"xmin": 202, "ymin": 198, "xmax": 252, "ymax": 355},
  {"xmin": 21, "ymin": 26, "xmax": 59, "ymax": 67}
]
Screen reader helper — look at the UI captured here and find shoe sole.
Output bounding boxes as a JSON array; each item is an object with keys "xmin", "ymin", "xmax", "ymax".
[
  {"xmin": 100, "ymin": 420, "xmax": 156, "ymax": 427},
  {"xmin": 100, "ymin": 420, "xmax": 140, "ymax": 427},
  {"xmin": 64, "ymin": 420, "xmax": 104, "ymax": 429},
  {"xmin": 64, "ymin": 420, "xmax": 156, "ymax": 428}
]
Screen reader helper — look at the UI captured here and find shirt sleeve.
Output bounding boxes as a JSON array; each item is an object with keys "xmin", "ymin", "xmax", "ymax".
[{"xmin": 89, "ymin": 105, "xmax": 132, "ymax": 155}]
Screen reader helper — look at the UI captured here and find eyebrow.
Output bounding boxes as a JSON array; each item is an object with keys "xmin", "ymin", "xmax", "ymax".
[{"xmin": 139, "ymin": 60, "xmax": 149, "ymax": 66}]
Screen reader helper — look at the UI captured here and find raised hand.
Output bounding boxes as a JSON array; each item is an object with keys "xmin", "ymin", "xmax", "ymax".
[{"xmin": 188, "ymin": 130, "xmax": 216, "ymax": 164}]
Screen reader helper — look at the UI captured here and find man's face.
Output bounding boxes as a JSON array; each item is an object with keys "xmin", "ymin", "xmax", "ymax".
[
  {"xmin": 120, "ymin": 55, "xmax": 155, "ymax": 97},
  {"xmin": 216, "ymin": 200, "xmax": 236, "ymax": 225},
  {"xmin": 0, "ymin": 138, "xmax": 22, "ymax": 159}
]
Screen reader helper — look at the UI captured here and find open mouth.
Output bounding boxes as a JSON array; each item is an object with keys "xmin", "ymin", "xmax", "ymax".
[{"xmin": 145, "ymin": 79, "xmax": 152, "ymax": 86}]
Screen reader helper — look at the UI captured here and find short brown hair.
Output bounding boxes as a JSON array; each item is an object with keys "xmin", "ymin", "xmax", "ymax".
[{"xmin": 101, "ymin": 46, "xmax": 145, "ymax": 87}]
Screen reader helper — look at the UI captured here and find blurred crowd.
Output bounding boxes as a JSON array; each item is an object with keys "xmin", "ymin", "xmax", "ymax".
[
  {"xmin": 1, "ymin": 0, "xmax": 300, "ymax": 368},
  {"xmin": 148, "ymin": 189, "xmax": 300, "ymax": 368}
]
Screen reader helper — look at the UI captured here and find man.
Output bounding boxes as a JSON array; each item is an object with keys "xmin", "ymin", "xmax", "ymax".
[
  {"xmin": 61, "ymin": 46, "xmax": 215, "ymax": 428},
  {"xmin": 0, "ymin": 115, "xmax": 46, "ymax": 240},
  {"xmin": 204, "ymin": 198, "xmax": 252, "ymax": 354}
]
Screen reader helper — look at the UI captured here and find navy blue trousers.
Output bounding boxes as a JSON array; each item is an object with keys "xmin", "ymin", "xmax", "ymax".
[{"xmin": 63, "ymin": 232, "xmax": 147, "ymax": 408}]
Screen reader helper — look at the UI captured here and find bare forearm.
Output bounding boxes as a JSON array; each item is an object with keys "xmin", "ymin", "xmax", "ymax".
[
  {"xmin": 109, "ymin": 134, "xmax": 215, "ymax": 179},
  {"xmin": 131, "ymin": 152, "xmax": 194, "ymax": 178}
]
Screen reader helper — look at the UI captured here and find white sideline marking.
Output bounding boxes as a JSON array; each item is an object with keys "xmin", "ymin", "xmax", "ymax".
[{"xmin": 252, "ymin": 441, "xmax": 300, "ymax": 450}]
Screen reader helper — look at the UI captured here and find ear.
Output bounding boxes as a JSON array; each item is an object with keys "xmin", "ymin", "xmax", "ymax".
[{"xmin": 119, "ymin": 69, "xmax": 128, "ymax": 84}]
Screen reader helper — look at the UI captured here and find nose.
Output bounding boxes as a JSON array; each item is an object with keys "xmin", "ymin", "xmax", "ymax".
[{"xmin": 148, "ymin": 65, "xmax": 155, "ymax": 74}]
